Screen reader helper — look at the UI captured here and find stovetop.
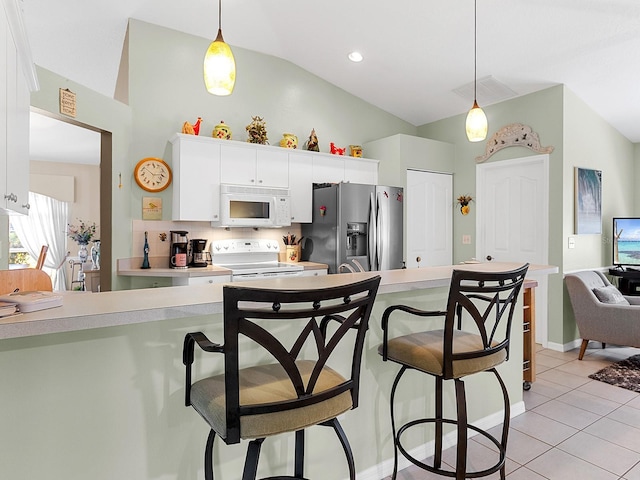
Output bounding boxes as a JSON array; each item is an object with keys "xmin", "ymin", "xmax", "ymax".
[{"xmin": 210, "ymin": 239, "xmax": 303, "ymax": 275}]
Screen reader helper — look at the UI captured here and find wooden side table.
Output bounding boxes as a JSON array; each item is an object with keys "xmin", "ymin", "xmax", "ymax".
[{"xmin": 523, "ymin": 279, "xmax": 538, "ymax": 390}]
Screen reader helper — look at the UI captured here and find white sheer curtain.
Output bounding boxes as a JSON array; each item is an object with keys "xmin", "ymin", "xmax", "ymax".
[{"xmin": 12, "ymin": 192, "xmax": 70, "ymax": 291}]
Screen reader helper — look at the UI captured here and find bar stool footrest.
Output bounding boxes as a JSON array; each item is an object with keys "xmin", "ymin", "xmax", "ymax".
[{"xmin": 396, "ymin": 417, "xmax": 506, "ymax": 479}]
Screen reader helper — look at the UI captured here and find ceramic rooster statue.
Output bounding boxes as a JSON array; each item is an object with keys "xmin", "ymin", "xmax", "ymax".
[
  {"xmin": 182, "ymin": 117, "xmax": 202, "ymax": 135},
  {"xmin": 330, "ymin": 142, "xmax": 346, "ymax": 155}
]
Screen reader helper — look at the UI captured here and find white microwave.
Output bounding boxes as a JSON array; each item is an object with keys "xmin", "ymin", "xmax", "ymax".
[{"xmin": 214, "ymin": 184, "xmax": 291, "ymax": 228}]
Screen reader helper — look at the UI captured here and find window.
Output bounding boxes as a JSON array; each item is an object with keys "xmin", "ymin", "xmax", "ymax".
[{"xmin": 9, "ymin": 222, "xmax": 34, "ymax": 267}]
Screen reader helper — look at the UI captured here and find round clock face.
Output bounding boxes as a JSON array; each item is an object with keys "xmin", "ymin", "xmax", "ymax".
[{"xmin": 134, "ymin": 157, "xmax": 172, "ymax": 192}]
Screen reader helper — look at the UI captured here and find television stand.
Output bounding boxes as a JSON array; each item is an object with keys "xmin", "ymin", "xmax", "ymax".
[{"xmin": 609, "ymin": 268, "xmax": 640, "ymax": 295}]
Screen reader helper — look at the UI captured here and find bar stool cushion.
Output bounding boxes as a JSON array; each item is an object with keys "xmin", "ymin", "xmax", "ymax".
[
  {"xmin": 379, "ymin": 329, "xmax": 507, "ymax": 379},
  {"xmin": 190, "ymin": 359, "xmax": 352, "ymax": 440}
]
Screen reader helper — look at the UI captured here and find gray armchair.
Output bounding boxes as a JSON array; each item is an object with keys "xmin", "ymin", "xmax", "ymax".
[{"xmin": 565, "ymin": 270, "xmax": 640, "ymax": 360}]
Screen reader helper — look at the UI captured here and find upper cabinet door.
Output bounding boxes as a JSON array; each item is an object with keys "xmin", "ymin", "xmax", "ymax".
[
  {"xmin": 0, "ymin": 15, "xmax": 8, "ymax": 205},
  {"xmin": 344, "ymin": 158, "xmax": 378, "ymax": 185},
  {"xmin": 312, "ymin": 155, "xmax": 344, "ymax": 184},
  {"xmin": 220, "ymin": 143, "xmax": 289, "ymax": 188},
  {"xmin": 171, "ymin": 135, "xmax": 221, "ymax": 221},
  {"xmin": 256, "ymin": 149, "xmax": 288, "ymax": 188}
]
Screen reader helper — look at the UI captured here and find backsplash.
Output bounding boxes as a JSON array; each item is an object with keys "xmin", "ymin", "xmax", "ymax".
[{"xmin": 131, "ymin": 220, "xmax": 303, "ymax": 262}]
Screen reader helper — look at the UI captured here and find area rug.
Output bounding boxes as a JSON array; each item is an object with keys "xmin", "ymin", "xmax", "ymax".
[{"xmin": 589, "ymin": 354, "xmax": 640, "ymax": 392}]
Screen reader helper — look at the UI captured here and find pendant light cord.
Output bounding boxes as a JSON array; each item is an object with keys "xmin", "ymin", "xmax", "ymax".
[
  {"xmin": 218, "ymin": 0, "xmax": 222, "ymax": 31},
  {"xmin": 474, "ymin": 0, "xmax": 477, "ymax": 102}
]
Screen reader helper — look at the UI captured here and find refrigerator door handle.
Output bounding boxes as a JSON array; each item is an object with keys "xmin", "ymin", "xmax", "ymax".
[
  {"xmin": 377, "ymin": 191, "xmax": 385, "ymax": 270},
  {"xmin": 368, "ymin": 192, "xmax": 377, "ymax": 270}
]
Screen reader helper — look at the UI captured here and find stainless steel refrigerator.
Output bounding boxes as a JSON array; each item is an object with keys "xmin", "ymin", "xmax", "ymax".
[{"xmin": 301, "ymin": 183, "xmax": 404, "ymax": 273}]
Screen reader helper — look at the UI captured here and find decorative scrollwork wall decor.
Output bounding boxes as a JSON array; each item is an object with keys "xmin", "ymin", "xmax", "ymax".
[{"xmin": 475, "ymin": 123, "xmax": 554, "ymax": 163}]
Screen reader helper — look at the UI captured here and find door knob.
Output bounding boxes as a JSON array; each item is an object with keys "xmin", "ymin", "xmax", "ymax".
[{"xmin": 486, "ymin": 255, "xmax": 493, "ymax": 261}]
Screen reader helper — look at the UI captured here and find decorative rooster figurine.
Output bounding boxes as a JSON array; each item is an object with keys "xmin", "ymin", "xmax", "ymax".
[
  {"xmin": 181, "ymin": 117, "xmax": 202, "ymax": 135},
  {"xmin": 330, "ymin": 142, "xmax": 346, "ymax": 155}
]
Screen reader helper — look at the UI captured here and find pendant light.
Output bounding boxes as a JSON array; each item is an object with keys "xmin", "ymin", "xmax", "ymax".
[
  {"xmin": 203, "ymin": 0, "xmax": 236, "ymax": 96},
  {"xmin": 465, "ymin": 0, "xmax": 488, "ymax": 142}
]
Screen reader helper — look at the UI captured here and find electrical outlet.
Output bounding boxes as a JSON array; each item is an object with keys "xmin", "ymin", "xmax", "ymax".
[
  {"xmin": 462, "ymin": 235, "xmax": 471, "ymax": 245},
  {"xmin": 568, "ymin": 237, "xmax": 576, "ymax": 249}
]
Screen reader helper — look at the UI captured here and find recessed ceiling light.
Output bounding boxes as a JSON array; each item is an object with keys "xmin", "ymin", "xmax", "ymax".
[{"xmin": 348, "ymin": 51, "xmax": 363, "ymax": 63}]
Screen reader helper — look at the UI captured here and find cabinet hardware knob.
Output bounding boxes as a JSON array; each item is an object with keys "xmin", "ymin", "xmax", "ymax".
[{"xmin": 23, "ymin": 203, "xmax": 30, "ymax": 210}]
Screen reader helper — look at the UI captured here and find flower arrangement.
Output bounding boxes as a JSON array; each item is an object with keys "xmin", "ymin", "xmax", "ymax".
[
  {"xmin": 456, "ymin": 195, "xmax": 473, "ymax": 215},
  {"xmin": 319, "ymin": 205, "xmax": 327, "ymax": 216},
  {"xmin": 68, "ymin": 220, "xmax": 97, "ymax": 245}
]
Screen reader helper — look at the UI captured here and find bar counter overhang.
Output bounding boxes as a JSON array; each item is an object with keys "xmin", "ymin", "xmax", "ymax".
[{"xmin": 0, "ymin": 262, "xmax": 557, "ymax": 480}]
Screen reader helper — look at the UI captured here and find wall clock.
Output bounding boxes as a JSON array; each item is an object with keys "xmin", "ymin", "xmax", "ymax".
[{"xmin": 134, "ymin": 157, "xmax": 172, "ymax": 192}]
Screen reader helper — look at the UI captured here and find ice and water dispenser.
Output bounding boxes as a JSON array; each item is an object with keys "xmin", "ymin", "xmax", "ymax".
[{"xmin": 346, "ymin": 222, "xmax": 367, "ymax": 258}]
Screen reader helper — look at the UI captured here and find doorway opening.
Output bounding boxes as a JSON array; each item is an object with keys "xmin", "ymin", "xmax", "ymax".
[{"xmin": 24, "ymin": 108, "xmax": 112, "ymax": 291}]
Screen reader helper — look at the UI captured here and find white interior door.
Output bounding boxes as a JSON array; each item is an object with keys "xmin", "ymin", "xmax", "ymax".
[
  {"xmin": 406, "ymin": 170, "xmax": 452, "ymax": 268},
  {"xmin": 476, "ymin": 155, "xmax": 549, "ymax": 346}
]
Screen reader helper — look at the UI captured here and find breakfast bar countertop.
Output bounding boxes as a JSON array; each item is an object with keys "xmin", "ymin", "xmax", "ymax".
[{"xmin": 0, "ymin": 262, "xmax": 557, "ymax": 340}]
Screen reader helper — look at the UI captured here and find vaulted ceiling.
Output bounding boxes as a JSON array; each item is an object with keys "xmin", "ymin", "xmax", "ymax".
[{"xmin": 20, "ymin": 0, "xmax": 640, "ymax": 142}]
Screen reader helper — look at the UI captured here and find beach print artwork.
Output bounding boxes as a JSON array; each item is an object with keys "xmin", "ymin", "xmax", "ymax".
[{"xmin": 575, "ymin": 168, "xmax": 602, "ymax": 235}]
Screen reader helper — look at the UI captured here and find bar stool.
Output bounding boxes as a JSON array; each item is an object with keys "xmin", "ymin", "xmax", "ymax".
[
  {"xmin": 379, "ymin": 264, "xmax": 528, "ymax": 480},
  {"xmin": 183, "ymin": 276, "xmax": 380, "ymax": 480}
]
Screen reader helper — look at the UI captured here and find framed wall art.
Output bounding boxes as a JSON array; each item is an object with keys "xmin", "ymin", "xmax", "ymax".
[{"xmin": 574, "ymin": 167, "xmax": 602, "ymax": 235}]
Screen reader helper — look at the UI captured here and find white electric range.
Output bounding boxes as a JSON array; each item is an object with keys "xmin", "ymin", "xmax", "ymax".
[{"xmin": 210, "ymin": 239, "xmax": 303, "ymax": 282}]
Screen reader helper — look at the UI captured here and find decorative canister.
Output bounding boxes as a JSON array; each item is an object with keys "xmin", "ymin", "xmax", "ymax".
[
  {"xmin": 286, "ymin": 245, "xmax": 300, "ymax": 262},
  {"xmin": 280, "ymin": 133, "xmax": 298, "ymax": 149},
  {"xmin": 213, "ymin": 121, "xmax": 232, "ymax": 140}
]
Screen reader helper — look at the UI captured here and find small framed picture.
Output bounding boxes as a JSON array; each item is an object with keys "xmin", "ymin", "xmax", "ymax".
[
  {"xmin": 142, "ymin": 197, "xmax": 162, "ymax": 220},
  {"xmin": 574, "ymin": 167, "xmax": 602, "ymax": 234}
]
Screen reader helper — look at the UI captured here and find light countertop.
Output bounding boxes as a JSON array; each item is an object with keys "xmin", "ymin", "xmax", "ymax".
[
  {"xmin": 116, "ymin": 257, "xmax": 328, "ymax": 277},
  {"xmin": 1, "ymin": 262, "xmax": 557, "ymax": 340}
]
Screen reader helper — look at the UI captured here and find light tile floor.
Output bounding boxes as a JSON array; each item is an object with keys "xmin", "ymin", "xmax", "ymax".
[{"xmin": 384, "ymin": 344, "xmax": 640, "ymax": 479}]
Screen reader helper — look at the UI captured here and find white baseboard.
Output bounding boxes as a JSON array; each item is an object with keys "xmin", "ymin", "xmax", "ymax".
[
  {"xmin": 353, "ymin": 401, "xmax": 526, "ymax": 480},
  {"xmin": 546, "ymin": 338, "xmax": 582, "ymax": 353}
]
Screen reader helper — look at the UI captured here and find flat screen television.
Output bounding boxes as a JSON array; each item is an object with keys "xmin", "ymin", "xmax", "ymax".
[{"xmin": 613, "ymin": 217, "xmax": 640, "ymax": 266}]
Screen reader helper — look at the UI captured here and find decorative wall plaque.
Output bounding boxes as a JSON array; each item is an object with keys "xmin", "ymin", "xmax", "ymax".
[
  {"xmin": 59, "ymin": 88, "xmax": 77, "ymax": 117},
  {"xmin": 475, "ymin": 123, "xmax": 554, "ymax": 163},
  {"xmin": 142, "ymin": 197, "xmax": 162, "ymax": 220}
]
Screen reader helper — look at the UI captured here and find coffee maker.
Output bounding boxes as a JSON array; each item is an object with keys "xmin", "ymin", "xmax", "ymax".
[
  {"xmin": 190, "ymin": 239, "xmax": 209, "ymax": 267},
  {"xmin": 170, "ymin": 230, "xmax": 189, "ymax": 269}
]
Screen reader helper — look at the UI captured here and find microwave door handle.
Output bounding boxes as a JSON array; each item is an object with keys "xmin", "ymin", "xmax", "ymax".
[{"xmin": 368, "ymin": 192, "xmax": 377, "ymax": 271}]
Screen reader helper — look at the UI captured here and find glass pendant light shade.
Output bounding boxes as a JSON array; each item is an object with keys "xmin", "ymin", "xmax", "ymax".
[
  {"xmin": 204, "ymin": 29, "xmax": 236, "ymax": 96},
  {"xmin": 466, "ymin": 100, "xmax": 488, "ymax": 142}
]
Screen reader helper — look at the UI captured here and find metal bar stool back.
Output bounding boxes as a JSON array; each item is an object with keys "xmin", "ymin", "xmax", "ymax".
[
  {"xmin": 184, "ymin": 275, "xmax": 380, "ymax": 480},
  {"xmin": 380, "ymin": 264, "xmax": 529, "ymax": 480}
]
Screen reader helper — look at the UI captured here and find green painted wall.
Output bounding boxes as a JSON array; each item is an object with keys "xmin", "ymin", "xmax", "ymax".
[
  {"xmin": 418, "ymin": 85, "xmax": 637, "ymax": 348},
  {"xmin": 125, "ymin": 20, "xmax": 417, "ymax": 224},
  {"xmin": 30, "ymin": 66, "xmax": 133, "ymax": 290}
]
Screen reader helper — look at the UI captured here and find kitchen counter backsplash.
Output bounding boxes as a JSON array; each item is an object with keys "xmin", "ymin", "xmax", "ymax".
[{"xmin": 132, "ymin": 220, "xmax": 303, "ymax": 262}]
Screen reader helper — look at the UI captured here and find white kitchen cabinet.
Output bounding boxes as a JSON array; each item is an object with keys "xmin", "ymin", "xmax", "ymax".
[
  {"xmin": 171, "ymin": 134, "xmax": 221, "ymax": 221},
  {"xmin": 173, "ymin": 275, "xmax": 231, "ymax": 286},
  {"xmin": 344, "ymin": 157, "xmax": 378, "ymax": 185},
  {"xmin": 312, "ymin": 154, "xmax": 344, "ymax": 184},
  {"xmin": 288, "ymin": 153, "xmax": 312, "ymax": 223},
  {"xmin": 0, "ymin": 5, "xmax": 31, "ymax": 215},
  {"xmin": 220, "ymin": 143, "xmax": 288, "ymax": 188}
]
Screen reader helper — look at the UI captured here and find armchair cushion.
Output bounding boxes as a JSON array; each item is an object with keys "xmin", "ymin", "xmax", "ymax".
[{"xmin": 593, "ymin": 285, "xmax": 630, "ymax": 305}]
